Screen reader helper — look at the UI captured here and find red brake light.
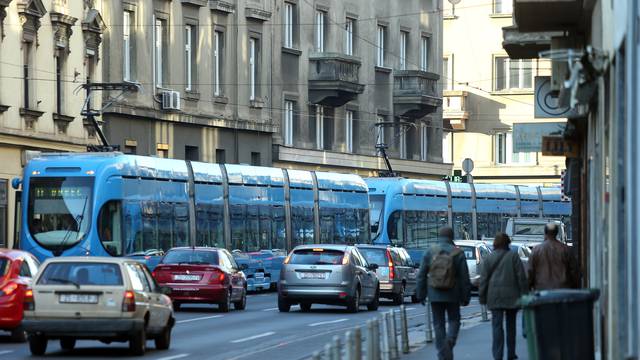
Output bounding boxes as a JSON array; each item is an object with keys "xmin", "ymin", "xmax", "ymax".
[
  {"xmin": 122, "ymin": 290, "xmax": 136, "ymax": 312},
  {"xmin": 24, "ymin": 289, "xmax": 34, "ymax": 311},
  {"xmin": 386, "ymin": 250, "xmax": 395, "ymax": 280},
  {"xmin": 210, "ymin": 270, "xmax": 226, "ymax": 284},
  {"xmin": 2, "ymin": 282, "xmax": 18, "ymax": 296}
]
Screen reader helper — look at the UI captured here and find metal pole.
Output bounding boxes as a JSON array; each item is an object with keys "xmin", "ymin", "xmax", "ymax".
[
  {"xmin": 332, "ymin": 335, "xmax": 342, "ymax": 360},
  {"xmin": 345, "ymin": 331, "xmax": 355, "ymax": 360},
  {"xmin": 366, "ymin": 320, "xmax": 375, "ymax": 360},
  {"xmin": 387, "ymin": 310, "xmax": 399, "ymax": 360},
  {"xmin": 325, "ymin": 343, "xmax": 333, "ymax": 360},
  {"xmin": 400, "ymin": 305, "xmax": 410, "ymax": 354},
  {"xmin": 354, "ymin": 327, "xmax": 363, "ymax": 360},
  {"xmin": 381, "ymin": 313, "xmax": 390, "ymax": 360},
  {"xmin": 372, "ymin": 318, "xmax": 381, "ymax": 360},
  {"xmin": 425, "ymin": 299, "xmax": 433, "ymax": 343},
  {"xmin": 481, "ymin": 304, "xmax": 489, "ymax": 322}
]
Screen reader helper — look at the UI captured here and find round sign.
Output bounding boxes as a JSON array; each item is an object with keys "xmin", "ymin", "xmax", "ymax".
[
  {"xmin": 448, "ymin": 0, "xmax": 461, "ymax": 4},
  {"xmin": 462, "ymin": 158, "xmax": 474, "ymax": 174}
]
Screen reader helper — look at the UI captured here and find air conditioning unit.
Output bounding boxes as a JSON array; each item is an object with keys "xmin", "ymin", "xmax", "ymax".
[{"xmin": 161, "ymin": 90, "xmax": 181, "ymax": 111}]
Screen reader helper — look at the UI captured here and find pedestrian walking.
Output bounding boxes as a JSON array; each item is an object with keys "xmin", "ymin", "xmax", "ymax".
[
  {"xmin": 529, "ymin": 223, "xmax": 579, "ymax": 290},
  {"xmin": 479, "ymin": 233, "xmax": 528, "ymax": 360},
  {"xmin": 416, "ymin": 227, "xmax": 472, "ymax": 360}
]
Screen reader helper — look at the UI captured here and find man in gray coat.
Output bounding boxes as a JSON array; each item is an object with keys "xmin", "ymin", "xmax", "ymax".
[{"xmin": 416, "ymin": 227, "xmax": 472, "ymax": 360}]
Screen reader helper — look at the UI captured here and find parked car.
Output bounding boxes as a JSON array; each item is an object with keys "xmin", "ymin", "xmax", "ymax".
[
  {"xmin": 278, "ymin": 245, "xmax": 380, "ymax": 313},
  {"xmin": 0, "ymin": 249, "xmax": 40, "ymax": 342},
  {"xmin": 505, "ymin": 218, "xmax": 568, "ymax": 248},
  {"xmin": 356, "ymin": 245, "xmax": 419, "ymax": 305},
  {"xmin": 153, "ymin": 247, "xmax": 247, "ymax": 312},
  {"xmin": 126, "ymin": 249, "xmax": 165, "ymax": 272},
  {"xmin": 454, "ymin": 240, "xmax": 492, "ymax": 288},
  {"xmin": 23, "ymin": 257, "xmax": 174, "ymax": 356}
]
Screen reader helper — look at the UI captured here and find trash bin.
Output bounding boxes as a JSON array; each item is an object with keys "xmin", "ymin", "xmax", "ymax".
[{"xmin": 520, "ymin": 289, "xmax": 599, "ymax": 360}]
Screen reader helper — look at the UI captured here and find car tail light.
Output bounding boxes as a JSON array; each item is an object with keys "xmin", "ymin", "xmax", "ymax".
[
  {"xmin": 23, "ymin": 289, "xmax": 34, "ymax": 311},
  {"xmin": 386, "ymin": 249, "xmax": 394, "ymax": 280},
  {"xmin": 342, "ymin": 253, "xmax": 350, "ymax": 265},
  {"xmin": 209, "ymin": 270, "xmax": 225, "ymax": 284},
  {"xmin": 122, "ymin": 291, "xmax": 136, "ymax": 312},
  {"xmin": 2, "ymin": 282, "xmax": 18, "ymax": 296}
]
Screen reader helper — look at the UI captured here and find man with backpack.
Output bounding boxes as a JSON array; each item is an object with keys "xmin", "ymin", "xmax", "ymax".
[{"xmin": 416, "ymin": 227, "xmax": 472, "ymax": 360}]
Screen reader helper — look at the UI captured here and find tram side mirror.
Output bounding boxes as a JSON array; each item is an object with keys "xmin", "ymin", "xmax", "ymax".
[{"xmin": 11, "ymin": 178, "xmax": 21, "ymax": 190}]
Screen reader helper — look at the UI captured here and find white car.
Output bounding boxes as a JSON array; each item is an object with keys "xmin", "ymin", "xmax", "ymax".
[{"xmin": 455, "ymin": 240, "xmax": 493, "ymax": 288}]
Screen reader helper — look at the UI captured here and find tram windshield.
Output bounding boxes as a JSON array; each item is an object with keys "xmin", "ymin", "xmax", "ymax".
[
  {"xmin": 369, "ymin": 195, "xmax": 385, "ymax": 237},
  {"xmin": 28, "ymin": 177, "xmax": 94, "ymax": 251}
]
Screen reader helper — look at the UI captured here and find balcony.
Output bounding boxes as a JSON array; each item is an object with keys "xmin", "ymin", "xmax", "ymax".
[
  {"xmin": 443, "ymin": 91, "xmax": 469, "ymax": 130},
  {"xmin": 513, "ymin": 0, "xmax": 584, "ymax": 33},
  {"xmin": 393, "ymin": 70, "xmax": 442, "ymax": 119},
  {"xmin": 308, "ymin": 53, "xmax": 364, "ymax": 107},
  {"xmin": 502, "ymin": 25, "xmax": 563, "ymax": 59}
]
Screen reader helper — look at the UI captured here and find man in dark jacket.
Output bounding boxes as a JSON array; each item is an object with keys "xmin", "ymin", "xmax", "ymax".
[
  {"xmin": 416, "ymin": 227, "xmax": 472, "ymax": 360},
  {"xmin": 529, "ymin": 223, "xmax": 579, "ymax": 290}
]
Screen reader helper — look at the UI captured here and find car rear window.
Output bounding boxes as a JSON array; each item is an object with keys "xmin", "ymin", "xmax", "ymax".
[
  {"xmin": 0, "ymin": 258, "xmax": 9, "ymax": 276},
  {"xmin": 38, "ymin": 262, "xmax": 123, "ymax": 286},
  {"xmin": 459, "ymin": 246, "xmax": 476, "ymax": 260},
  {"xmin": 358, "ymin": 248, "xmax": 388, "ymax": 267},
  {"xmin": 161, "ymin": 250, "xmax": 219, "ymax": 265},
  {"xmin": 289, "ymin": 249, "xmax": 344, "ymax": 265}
]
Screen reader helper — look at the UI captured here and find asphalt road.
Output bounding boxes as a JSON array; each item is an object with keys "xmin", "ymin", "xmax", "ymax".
[{"xmin": 0, "ymin": 293, "xmax": 483, "ymax": 360}]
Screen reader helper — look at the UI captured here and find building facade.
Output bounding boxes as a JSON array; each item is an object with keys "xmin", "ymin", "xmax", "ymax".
[
  {"xmin": 442, "ymin": 0, "xmax": 565, "ymax": 185},
  {"xmin": 0, "ymin": 0, "xmax": 105, "ymax": 248}
]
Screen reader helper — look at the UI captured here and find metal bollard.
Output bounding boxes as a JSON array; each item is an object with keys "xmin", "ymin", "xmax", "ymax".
[
  {"xmin": 354, "ymin": 327, "xmax": 363, "ymax": 360},
  {"xmin": 387, "ymin": 310, "xmax": 399, "ymax": 360},
  {"xmin": 481, "ymin": 304, "xmax": 489, "ymax": 322},
  {"xmin": 325, "ymin": 343, "xmax": 333, "ymax": 360},
  {"xmin": 399, "ymin": 305, "xmax": 410, "ymax": 354},
  {"xmin": 333, "ymin": 335, "xmax": 342, "ymax": 360},
  {"xmin": 312, "ymin": 351, "xmax": 322, "ymax": 360},
  {"xmin": 425, "ymin": 299, "xmax": 433, "ymax": 343},
  {"xmin": 380, "ymin": 313, "xmax": 390, "ymax": 360},
  {"xmin": 345, "ymin": 331, "xmax": 355, "ymax": 360},
  {"xmin": 366, "ymin": 320, "xmax": 375, "ymax": 360},
  {"xmin": 372, "ymin": 318, "xmax": 381, "ymax": 360}
]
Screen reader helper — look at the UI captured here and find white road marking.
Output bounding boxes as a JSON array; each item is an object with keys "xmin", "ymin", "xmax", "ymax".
[
  {"xmin": 406, "ymin": 307, "xmax": 416, "ymax": 311},
  {"xmin": 308, "ymin": 318, "xmax": 349, "ymax": 327},
  {"xmin": 176, "ymin": 315, "xmax": 223, "ymax": 324},
  {"xmin": 155, "ymin": 354, "xmax": 190, "ymax": 360},
  {"xmin": 262, "ymin": 307, "xmax": 279, "ymax": 311},
  {"xmin": 231, "ymin": 331, "xmax": 275, "ymax": 343},
  {"xmin": 0, "ymin": 351, "xmax": 13, "ymax": 356}
]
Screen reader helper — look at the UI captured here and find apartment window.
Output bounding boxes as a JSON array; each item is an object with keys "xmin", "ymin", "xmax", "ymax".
[
  {"xmin": 216, "ymin": 149, "xmax": 226, "ymax": 164},
  {"xmin": 512, "ymin": 150, "xmax": 535, "ymax": 164},
  {"xmin": 157, "ymin": 144, "xmax": 169, "ymax": 159},
  {"xmin": 23, "ymin": 43, "xmax": 34, "ymax": 109},
  {"xmin": 376, "ymin": 25, "xmax": 386, "ymax": 67},
  {"xmin": 55, "ymin": 55, "xmax": 65, "ymax": 115},
  {"xmin": 249, "ymin": 37, "xmax": 260, "ymax": 100},
  {"xmin": 124, "ymin": 144, "xmax": 137, "ymax": 154},
  {"xmin": 184, "ymin": 24, "xmax": 196, "ymax": 92},
  {"xmin": 251, "ymin": 152, "xmax": 261, "ymax": 166},
  {"xmin": 315, "ymin": 11, "xmax": 325, "ymax": 52},
  {"xmin": 185, "ymin": 145, "xmax": 199, "ymax": 161},
  {"xmin": 399, "ymin": 125, "xmax": 407, "ymax": 159},
  {"xmin": 123, "ymin": 11, "xmax": 133, "ymax": 81},
  {"xmin": 420, "ymin": 36, "xmax": 429, "ymax": 71},
  {"xmin": 345, "ymin": 110, "xmax": 354, "ymax": 153},
  {"xmin": 493, "ymin": 0, "xmax": 513, "ymax": 14},
  {"xmin": 399, "ymin": 31, "xmax": 408, "ymax": 70},
  {"xmin": 495, "ymin": 132, "xmax": 507, "ymax": 164},
  {"xmin": 213, "ymin": 30, "xmax": 224, "ymax": 96},
  {"xmin": 284, "ymin": 2, "xmax": 294, "ymax": 49},
  {"xmin": 315, "ymin": 106, "xmax": 324, "ymax": 149},
  {"xmin": 344, "ymin": 18, "xmax": 354, "ymax": 55},
  {"xmin": 283, "ymin": 100, "xmax": 294, "ymax": 146},
  {"xmin": 154, "ymin": 17, "xmax": 167, "ymax": 88},
  {"xmin": 443, "ymin": 56, "xmax": 453, "ymax": 90},
  {"xmin": 421, "ymin": 124, "xmax": 428, "ymax": 161},
  {"xmin": 494, "ymin": 57, "xmax": 534, "ymax": 91},
  {"xmin": 376, "ymin": 115, "xmax": 385, "ymax": 147}
]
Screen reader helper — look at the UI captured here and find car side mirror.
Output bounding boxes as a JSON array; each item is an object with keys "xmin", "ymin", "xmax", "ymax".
[
  {"xmin": 367, "ymin": 264, "xmax": 379, "ymax": 271},
  {"xmin": 159, "ymin": 286, "xmax": 172, "ymax": 295},
  {"xmin": 240, "ymin": 264, "xmax": 249, "ymax": 271}
]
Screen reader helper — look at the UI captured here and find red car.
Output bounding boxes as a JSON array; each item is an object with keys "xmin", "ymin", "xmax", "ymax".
[
  {"xmin": 0, "ymin": 249, "xmax": 40, "ymax": 342},
  {"xmin": 153, "ymin": 247, "xmax": 247, "ymax": 312}
]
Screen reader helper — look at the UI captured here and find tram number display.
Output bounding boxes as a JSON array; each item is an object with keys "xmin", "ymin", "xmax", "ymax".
[{"xmin": 32, "ymin": 187, "xmax": 89, "ymax": 199}]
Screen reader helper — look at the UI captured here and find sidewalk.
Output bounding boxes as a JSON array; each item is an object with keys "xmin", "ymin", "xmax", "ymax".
[{"xmin": 403, "ymin": 313, "xmax": 529, "ymax": 360}]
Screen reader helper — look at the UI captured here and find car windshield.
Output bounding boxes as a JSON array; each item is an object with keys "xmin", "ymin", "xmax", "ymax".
[
  {"xmin": 358, "ymin": 248, "xmax": 388, "ymax": 267},
  {"xmin": 514, "ymin": 223, "xmax": 546, "ymax": 235},
  {"xmin": 28, "ymin": 177, "xmax": 94, "ymax": 251},
  {"xmin": 289, "ymin": 249, "xmax": 344, "ymax": 265},
  {"xmin": 459, "ymin": 246, "xmax": 476, "ymax": 260},
  {"xmin": 38, "ymin": 262, "xmax": 123, "ymax": 286},
  {"xmin": 0, "ymin": 258, "xmax": 9, "ymax": 277},
  {"xmin": 161, "ymin": 250, "xmax": 219, "ymax": 265}
]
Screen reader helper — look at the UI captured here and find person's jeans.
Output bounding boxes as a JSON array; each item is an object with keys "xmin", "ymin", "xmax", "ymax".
[
  {"xmin": 491, "ymin": 309, "xmax": 518, "ymax": 360},
  {"xmin": 431, "ymin": 302, "xmax": 461, "ymax": 360}
]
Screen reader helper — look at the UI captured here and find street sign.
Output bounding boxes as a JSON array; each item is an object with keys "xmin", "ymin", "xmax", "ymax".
[
  {"xmin": 541, "ymin": 136, "xmax": 579, "ymax": 157},
  {"xmin": 443, "ymin": 175, "xmax": 464, "ymax": 183},
  {"xmin": 513, "ymin": 122, "xmax": 566, "ymax": 152},
  {"xmin": 534, "ymin": 76, "xmax": 579, "ymax": 118},
  {"xmin": 462, "ymin": 158, "xmax": 474, "ymax": 174}
]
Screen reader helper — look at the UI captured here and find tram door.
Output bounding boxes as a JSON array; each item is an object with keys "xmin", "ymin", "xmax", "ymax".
[{"xmin": 12, "ymin": 190, "xmax": 21, "ymax": 249}]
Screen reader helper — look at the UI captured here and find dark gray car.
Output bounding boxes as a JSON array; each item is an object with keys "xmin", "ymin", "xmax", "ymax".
[
  {"xmin": 356, "ymin": 245, "xmax": 419, "ymax": 305},
  {"xmin": 278, "ymin": 245, "xmax": 380, "ymax": 313}
]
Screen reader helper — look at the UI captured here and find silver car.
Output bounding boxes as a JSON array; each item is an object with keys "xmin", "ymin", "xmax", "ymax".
[{"xmin": 278, "ymin": 245, "xmax": 380, "ymax": 313}]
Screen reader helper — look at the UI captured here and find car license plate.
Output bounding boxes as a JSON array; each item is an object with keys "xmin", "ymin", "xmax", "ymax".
[
  {"xmin": 255, "ymin": 272, "xmax": 264, "ymax": 279},
  {"xmin": 59, "ymin": 293, "xmax": 99, "ymax": 304},
  {"xmin": 174, "ymin": 274, "xmax": 201, "ymax": 281},
  {"xmin": 300, "ymin": 272, "xmax": 326, "ymax": 280}
]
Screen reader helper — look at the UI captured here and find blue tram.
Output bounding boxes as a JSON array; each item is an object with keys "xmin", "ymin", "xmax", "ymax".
[
  {"xmin": 15, "ymin": 153, "xmax": 371, "ymax": 272},
  {"xmin": 365, "ymin": 177, "xmax": 571, "ymax": 262}
]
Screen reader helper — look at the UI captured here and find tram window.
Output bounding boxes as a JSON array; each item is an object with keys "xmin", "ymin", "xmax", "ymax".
[
  {"xmin": 246, "ymin": 206, "xmax": 260, "ymax": 252},
  {"xmin": 271, "ymin": 206, "xmax": 286, "ymax": 250},
  {"xmin": 357, "ymin": 209, "xmax": 370, "ymax": 243},
  {"xmin": 404, "ymin": 210, "xmax": 447, "ymax": 248},
  {"xmin": 344, "ymin": 209, "xmax": 357, "ymax": 245},
  {"xmin": 387, "ymin": 211, "xmax": 403, "ymax": 247},
  {"xmin": 476, "ymin": 213, "xmax": 503, "ymax": 240},
  {"xmin": 291, "ymin": 206, "xmax": 314, "ymax": 247},
  {"xmin": 157, "ymin": 203, "xmax": 173, "ymax": 251},
  {"xmin": 141, "ymin": 202, "xmax": 159, "ymax": 251},
  {"xmin": 230, "ymin": 205, "xmax": 247, "ymax": 251},
  {"xmin": 452, "ymin": 213, "xmax": 472, "ymax": 240},
  {"xmin": 196, "ymin": 204, "xmax": 224, "ymax": 248},
  {"xmin": 98, "ymin": 200, "xmax": 123, "ymax": 256},
  {"xmin": 319, "ymin": 208, "xmax": 336, "ymax": 244},
  {"xmin": 123, "ymin": 201, "xmax": 143, "ymax": 254},
  {"xmin": 173, "ymin": 203, "xmax": 189, "ymax": 248}
]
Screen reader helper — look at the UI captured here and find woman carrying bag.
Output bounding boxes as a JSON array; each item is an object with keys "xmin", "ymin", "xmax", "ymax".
[{"xmin": 479, "ymin": 233, "xmax": 528, "ymax": 360}]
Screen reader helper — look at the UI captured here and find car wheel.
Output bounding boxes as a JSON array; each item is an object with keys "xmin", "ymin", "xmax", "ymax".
[
  {"xmin": 234, "ymin": 290, "xmax": 247, "ymax": 310},
  {"xmin": 10, "ymin": 324, "xmax": 26, "ymax": 342},
  {"xmin": 300, "ymin": 302, "xmax": 312, "ymax": 312},
  {"xmin": 347, "ymin": 287, "xmax": 360, "ymax": 313},
  {"xmin": 278, "ymin": 296, "xmax": 291, "ymax": 312},
  {"xmin": 393, "ymin": 284, "xmax": 405, "ymax": 306},
  {"xmin": 129, "ymin": 328, "xmax": 146, "ymax": 356},
  {"xmin": 154, "ymin": 323, "xmax": 172, "ymax": 350},
  {"xmin": 219, "ymin": 289, "xmax": 232, "ymax": 312},
  {"xmin": 367, "ymin": 288, "xmax": 380, "ymax": 311},
  {"xmin": 60, "ymin": 338, "xmax": 76, "ymax": 351},
  {"xmin": 28, "ymin": 334, "xmax": 48, "ymax": 356}
]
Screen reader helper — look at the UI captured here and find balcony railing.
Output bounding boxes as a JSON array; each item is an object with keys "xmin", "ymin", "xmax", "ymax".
[
  {"xmin": 393, "ymin": 70, "xmax": 442, "ymax": 119},
  {"xmin": 308, "ymin": 53, "xmax": 364, "ymax": 107},
  {"xmin": 443, "ymin": 90, "xmax": 470, "ymax": 130}
]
